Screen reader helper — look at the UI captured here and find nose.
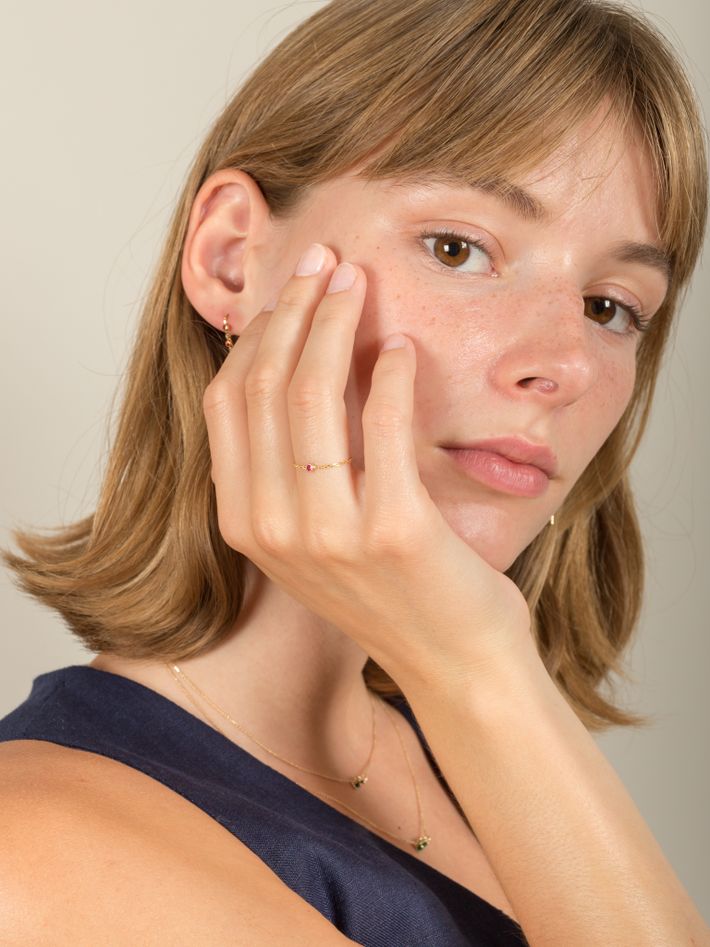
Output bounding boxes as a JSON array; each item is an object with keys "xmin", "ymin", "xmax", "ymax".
[{"xmin": 489, "ymin": 292, "xmax": 598, "ymax": 408}]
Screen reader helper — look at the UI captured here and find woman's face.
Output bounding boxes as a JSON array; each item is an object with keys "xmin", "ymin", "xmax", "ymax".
[{"xmin": 245, "ymin": 117, "xmax": 669, "ymax": 571}]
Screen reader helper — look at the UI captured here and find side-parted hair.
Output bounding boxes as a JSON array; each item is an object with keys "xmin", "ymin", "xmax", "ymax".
[{"xmin": 5, "ymin": 0, "xmax": 707, "ymax": 731}]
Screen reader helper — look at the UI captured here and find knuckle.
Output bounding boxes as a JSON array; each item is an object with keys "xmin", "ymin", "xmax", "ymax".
[
  {"xmin": 251, "ymin": 516, "xmax": 291, "ymax": 556},
  {"xmin": 287, "ymin": 378, "xmax": 331, "ymax": 413},
  {"xmin": 302, "ymin": 523, "xmax": 343, "ymax": 562},
  {"xmin": 363, "ymin": 510, "xmax": 427, "ymax": 557},
  {"xmin": 273, "ymin": 292, "xmax": 303, "ymax": 317},
  {"xmin": 362, "ymin": 401, "xmax": 408, "ymax": 435},
  {"xmin": 244, "ymin": 365, "xmax": 282, "ymax": 402},
  {"xmin": 312, "ymin": 310, "xmax": 343, "ymax": 331}
]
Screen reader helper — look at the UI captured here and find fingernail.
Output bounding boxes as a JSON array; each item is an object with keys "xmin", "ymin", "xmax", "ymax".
[
  {"xmin": 295, "ymin": 243, "xmax": 326, "ymax": 276},
  {"xmin": 326, "ymin": 262, "xmax": 356, "ymax": 294}
]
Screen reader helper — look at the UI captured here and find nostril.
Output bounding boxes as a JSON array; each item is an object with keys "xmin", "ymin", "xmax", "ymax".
[{"xmin": 519, "ymin": 377, "xmax": 558, "ymax": 392}]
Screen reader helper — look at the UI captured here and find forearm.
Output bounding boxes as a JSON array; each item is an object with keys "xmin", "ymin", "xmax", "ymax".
[{"xmin": 399, "ymin": 636, "xmax": 710, "ymax": 947}]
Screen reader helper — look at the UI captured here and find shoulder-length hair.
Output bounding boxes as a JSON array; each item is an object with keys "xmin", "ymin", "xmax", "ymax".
[{"xmin": 5, "ymin": 0, "xmax": 707, "ymax": 732}]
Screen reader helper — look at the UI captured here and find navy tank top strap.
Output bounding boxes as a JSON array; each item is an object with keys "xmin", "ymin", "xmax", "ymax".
[{"xmin": 0, "ymin": 665, "xmax": 527, "ymax": 947}]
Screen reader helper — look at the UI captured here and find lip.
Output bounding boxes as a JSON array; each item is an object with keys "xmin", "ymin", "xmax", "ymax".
[{"xmin": 441, "ymin": 437, "xmax": 558, "ymax": 499}]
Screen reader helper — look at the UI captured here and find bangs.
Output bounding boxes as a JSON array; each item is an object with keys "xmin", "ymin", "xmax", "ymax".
[{"xmin": 312, "ymin": 0, "xmax": 706, "ymax": 293}]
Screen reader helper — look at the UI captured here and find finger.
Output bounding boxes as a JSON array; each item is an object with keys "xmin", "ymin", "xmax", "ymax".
[
  {"xmin": 361, "ymin": 333, "xmax": 424, "ymax": 540},
  {"xmin": 288, "ymin": 261, "xmax": 364, "ymax": 544},
  {"xmin": 202, "ymin": 306, "xmax": 274, "ymax": 551},
  {"xmin": 245, "ymin": 244, "xmax": 350, "ymax": 553}
]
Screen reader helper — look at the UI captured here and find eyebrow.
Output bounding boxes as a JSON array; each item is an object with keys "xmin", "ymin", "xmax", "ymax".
[
  {"xmin": 471, "ymin": 178, "xmax": 673, "ymax": 281},
  {"xmin": 472, "ymin": 178, "xmax": 548, "ymax": 222},
  {"xmin": 606, "ymin": 241, "xmax": 673, "ymax": 282}
]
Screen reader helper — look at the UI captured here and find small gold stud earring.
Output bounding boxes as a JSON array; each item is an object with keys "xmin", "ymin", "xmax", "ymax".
[
  {"xmin": 550, "ymin": 514, "xmax": 555, "ymax": 526},
  {"xmin": 223, "ymin": 317, "xmax": 235, "ymax": 352}
]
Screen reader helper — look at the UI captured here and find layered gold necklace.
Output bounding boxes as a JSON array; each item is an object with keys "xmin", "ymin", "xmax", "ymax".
[{"xmin": 165, "ymin": 662, "xmax": 432, "ymax": 851}]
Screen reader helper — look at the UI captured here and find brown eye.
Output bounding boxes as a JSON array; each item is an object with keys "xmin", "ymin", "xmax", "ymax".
[
  {"xmin": 432, "ymin": 236, "xmax": 472, "ymax": 267},
  {"xmin": 421, "ymin": 231, "xmax": 491, "ymax": 274},
  {"xmin": 583, "ymin": 296, "xmax": 639, "ymax": 335},
  {"xmin": 585, "ymin": 297, "xmax": 619, "ymax": 324}
]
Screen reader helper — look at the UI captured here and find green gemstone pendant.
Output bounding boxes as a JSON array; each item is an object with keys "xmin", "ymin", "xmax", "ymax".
[
  {"xmin": 350, "ymin": 775, "xmax": 368, "ymax": 789},
  {"xmin": 414, "ymin": 835, "xmax": 432, "ymax": 851}
]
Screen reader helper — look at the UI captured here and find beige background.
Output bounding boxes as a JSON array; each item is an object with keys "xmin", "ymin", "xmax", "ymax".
[{"xmin": 1, "ymin": 0, "xmax": 708, "ymax": 923}]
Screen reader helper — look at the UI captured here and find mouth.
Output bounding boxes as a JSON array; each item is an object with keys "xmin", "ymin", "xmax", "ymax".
[{"xmin": 440, "ymin": 437, "xmax": 558, "ymax": 499}]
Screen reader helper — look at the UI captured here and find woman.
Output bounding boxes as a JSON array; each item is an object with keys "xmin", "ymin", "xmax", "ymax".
[{"xmin": 1, "ymin": 0, "xmax": 708, "ymax": 943}]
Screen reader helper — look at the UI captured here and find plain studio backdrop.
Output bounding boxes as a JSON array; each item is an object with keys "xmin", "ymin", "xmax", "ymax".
[{"xmin": 1, "ymin": 0, "xmax": 708, "ymax": 923}]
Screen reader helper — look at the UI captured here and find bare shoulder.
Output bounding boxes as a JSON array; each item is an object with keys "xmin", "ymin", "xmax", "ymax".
[{"xmin": 0, "ymin": 740, "xmax": 354, "ymax": 946}]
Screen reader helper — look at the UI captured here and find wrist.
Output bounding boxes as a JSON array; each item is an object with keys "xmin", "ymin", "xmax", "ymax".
[{"xmin": 394, "ymin": 617, "xmax": 545, "ymax": 706}]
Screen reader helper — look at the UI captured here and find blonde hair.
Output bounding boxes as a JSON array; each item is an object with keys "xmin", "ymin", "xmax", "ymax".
[{"xmin": 5, "ymin": 0, "xmax": 707, "ymax": 732}]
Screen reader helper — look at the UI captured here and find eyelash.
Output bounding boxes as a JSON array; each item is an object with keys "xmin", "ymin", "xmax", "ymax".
[{"xmin": 418, "ymin": 226, "xmax": 653, "ymax": 336}]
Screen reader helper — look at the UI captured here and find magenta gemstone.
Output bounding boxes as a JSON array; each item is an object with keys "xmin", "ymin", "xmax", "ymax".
[{"xmin": 306, "ymin": 464, "xmax": 315, "ymax": 472}]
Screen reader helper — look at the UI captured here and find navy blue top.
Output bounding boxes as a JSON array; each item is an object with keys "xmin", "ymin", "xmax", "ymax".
[{"xmin": 0, "ymin": 665, "xmax": 527, "ymax": 946}]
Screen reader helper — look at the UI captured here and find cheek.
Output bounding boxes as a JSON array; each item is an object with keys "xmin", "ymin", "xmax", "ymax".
[
  {"xmin": 588, "ymin": 352, "xmax": 637, "ymax": 441},
  {"xmin": 353, "ymin": 265, "xmax": 495, "ymax": 357},
  {"xmin": 344, "ymin": 272, "xmax": 506, "ymax": 426},
  {"xmin": 561, "ymin": 352, "xmax": 637, "ymax": 495},
  {"xmin": 341, "ymin": 274, "xmax": 466, "ymax": 453},
  {"xmin": 359, "ymin": 273, "xmax": 479, "ymax": 356}
]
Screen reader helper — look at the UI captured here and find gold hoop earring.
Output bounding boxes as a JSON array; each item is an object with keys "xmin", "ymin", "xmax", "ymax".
[{"xmin": 223, "ymin": 317, "xmax": 235, "ymax": 352}]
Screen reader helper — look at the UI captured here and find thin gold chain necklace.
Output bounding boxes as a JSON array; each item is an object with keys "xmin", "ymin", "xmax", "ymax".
[
  {"xmin": 165, "ymin": 662, "xmax": 432, "ymax": 852},
  {"xmin": 167, "ymin": 662, "xmax": 375, "ymax": 788}
]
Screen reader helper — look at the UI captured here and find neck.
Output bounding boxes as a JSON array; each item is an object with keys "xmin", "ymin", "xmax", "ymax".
[{"xmin": 91, "ymin": 561, "xmax": 380, "ymax": 775}]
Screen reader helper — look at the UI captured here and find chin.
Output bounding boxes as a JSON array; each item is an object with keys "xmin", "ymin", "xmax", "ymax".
[{"xmin": 433, "ymin": 497, "xmax": 531, "ymax": 573}]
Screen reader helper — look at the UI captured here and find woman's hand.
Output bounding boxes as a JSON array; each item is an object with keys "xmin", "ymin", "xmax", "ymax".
[{"xmin": 203, "ymin": 243, "xmax": 533, "ymax": 689}]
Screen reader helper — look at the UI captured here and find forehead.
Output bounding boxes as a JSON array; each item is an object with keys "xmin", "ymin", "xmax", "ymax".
[
  {"xmin": 513, "ymin": 111, "xmax": 660, "ymax": 237},
  {"xmin": 327, "ymin": 107, "xmax": 660, "ymax": 236}
]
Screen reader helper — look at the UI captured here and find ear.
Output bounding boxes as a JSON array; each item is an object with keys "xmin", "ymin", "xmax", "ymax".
[{"xmin": 180, "ymin": 168, "xmax": 273, "ymax": 333}]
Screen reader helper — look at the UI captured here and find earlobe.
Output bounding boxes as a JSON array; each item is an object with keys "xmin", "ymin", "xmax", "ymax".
[{"xmin": 180, "ymin": 169, "xmax": 269, "ymax": 333}]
